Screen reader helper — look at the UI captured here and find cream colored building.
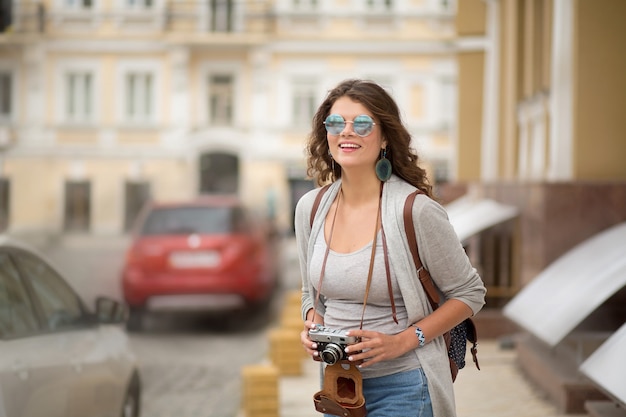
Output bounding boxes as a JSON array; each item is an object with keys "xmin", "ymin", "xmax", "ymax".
[{"xmin": 0, "ymin": 0, "xmax": 460, "ymax": 236}]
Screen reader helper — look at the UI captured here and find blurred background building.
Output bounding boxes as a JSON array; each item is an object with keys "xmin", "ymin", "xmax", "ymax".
[
  {"xmin": 0, "ymin": 0, "xmax": 459, "ymax": 238},
  {"xmin": 454, "ymin": 1, "xmax": 626, "ymax": 415},
  {"xmin": 1, "ymin": 0, "xmax": 626, "ymax": 414}
]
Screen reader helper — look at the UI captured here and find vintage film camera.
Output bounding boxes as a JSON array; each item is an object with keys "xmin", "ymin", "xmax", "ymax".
[{"xmin": 308, "ymin": 324, "xmax": 360, "ymax": 365}]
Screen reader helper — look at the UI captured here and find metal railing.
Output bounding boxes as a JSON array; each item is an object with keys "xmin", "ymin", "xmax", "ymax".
[
  {"xmin": 2, "ymin": 1, "xmax": 455, "ymax": 36},
  {"xmin": 2, "ymin": 1, "xmax": 275, "ymax": 35}
]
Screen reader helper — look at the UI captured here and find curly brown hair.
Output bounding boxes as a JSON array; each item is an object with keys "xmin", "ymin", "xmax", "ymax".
[{"xmin": 305, "ymin": 79, "xmax": 433, "ymax": 197}]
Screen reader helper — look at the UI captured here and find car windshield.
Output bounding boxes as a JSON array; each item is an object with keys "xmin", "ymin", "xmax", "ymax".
[{"xmin": 140, "ymin": 206, "xmax": 237, "ymax": 236}]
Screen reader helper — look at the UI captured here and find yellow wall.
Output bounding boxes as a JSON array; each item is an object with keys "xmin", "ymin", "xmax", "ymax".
[
  {"xmin": 574, "ymin": 0, "xmax": 626, "ymax": 179},
  {"xmin": 456, "ymin": 0, "xmax": 486, "ymax": 36},
  {"xmin": 457, "ymin": 51, "xmax": 484, "ymax": 181}
]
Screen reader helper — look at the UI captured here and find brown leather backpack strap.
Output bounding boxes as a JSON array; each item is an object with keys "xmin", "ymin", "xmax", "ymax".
[
  {"xmin": 404, "ymin": 190, "xmax": 481, "ymax": 378},
  {"xmin": 310, "ymin": 184, "xmax": 332, "ymax": 228},
  {"xmin": 403, "ymin": 190, "xmax": 441, "ymax": 310}
]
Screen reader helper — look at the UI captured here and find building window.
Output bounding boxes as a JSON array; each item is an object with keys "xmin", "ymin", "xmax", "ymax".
[
  {"xmin": 292, "ymin": 79, "xmax": 317, "ymax": 128},
  {"xmin": 0, "ymin": 73, "xmax": 11, "ymax": 120},
  {"xmin": 65, "ymin": 0, "xmax": 93, "ymax": 8},
  {"xmin": 0, "ymin": 252, "xmax": 40, "ymax": 338},
  {"xmin": 64, "ymin": 181, "xmax": 90, "ymax": 232},
  {"xmin": 65, "ymin": 72, "xmax": 93, "ymax": 124},
  {"xmin": 432, "ymin": 159, "xmax": 449, "ymax": 184},
  {"xmin": 292, "ymin": 0, "xmax": 317, "ymax": 10},
  {"xmin": 126, "ymin": 0, "xmax": 153, "ymax": 7},
  {"xmin": 125, "ymin": 72, "xmax": 154, "ymax": 124},
  {"xmin": 440, "ymin": 78, "xmax": 455, "ymax": 129},
  {"xmin": 0, "ymin": 2, "xmax": 13, "ymax": 32},
  {"xmin": 366, "ymin": 0, "xmax": 393, "ymax": 11},
  {"xmin": 208, "ymin": 74, "xmax": 234, "ymax": 126},
  {"xmin": 0, "ymin": 178, "xmax": 9, "ymax": 232},
  {"xmin": 210, "ymin": 0, "xmax": 233, "ymax": 32},
  {"xmin": 124, "ymin": 181, "xmax": 151, "ymax": 231}
]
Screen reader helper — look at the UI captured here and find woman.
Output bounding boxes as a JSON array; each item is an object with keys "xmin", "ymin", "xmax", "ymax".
[{"xmin": 294, "ymin": 79, "xmax": 486, "ymax": 417}]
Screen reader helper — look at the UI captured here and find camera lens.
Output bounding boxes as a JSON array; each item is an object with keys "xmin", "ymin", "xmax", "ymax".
[{"xmin": 321, "ymin": 343, "xmax": 343, "ymax": 365}]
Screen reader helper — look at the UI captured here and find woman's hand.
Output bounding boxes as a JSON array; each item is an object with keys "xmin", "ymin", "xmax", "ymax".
[
  {"xmin": 344, "ymin": 328, "xmax": 417, "ymax": 368},
  {"xmin": 301, "ymin": 320, "xmax": 321, "ymax": 360}
]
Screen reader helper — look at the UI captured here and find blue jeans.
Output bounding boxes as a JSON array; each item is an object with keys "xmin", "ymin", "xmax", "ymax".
[{"xmin": 324, "ymin": 367, "xmax": 434, "ymax": 417}]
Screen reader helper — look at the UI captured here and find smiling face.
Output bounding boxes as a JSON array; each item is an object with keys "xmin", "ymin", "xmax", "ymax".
[{"xmin": 327, "ymin": 96, "xmax": 386, "ymax": 176}]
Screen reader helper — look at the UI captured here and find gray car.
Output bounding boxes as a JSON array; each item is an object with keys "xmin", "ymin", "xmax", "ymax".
[{"xmin": 0, "ymin": 236, "xmax": 141, "ymax": 417}]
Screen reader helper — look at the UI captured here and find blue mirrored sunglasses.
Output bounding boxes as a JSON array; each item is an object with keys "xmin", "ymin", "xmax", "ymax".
[{"xmin": 323, "ymin": 114, "xmax": 376, "ymax": 137}]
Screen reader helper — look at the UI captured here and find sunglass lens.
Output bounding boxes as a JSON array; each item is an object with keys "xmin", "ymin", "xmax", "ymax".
[
  {"xmin": 353, "ymin": 115, "xmax": 374, "ymax": 136},
  {"xmin": 324, "ymin": 114, "xmax": 345, "ymax": 135}
]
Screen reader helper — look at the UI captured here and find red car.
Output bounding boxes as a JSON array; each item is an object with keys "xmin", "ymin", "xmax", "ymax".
[{"xmin": 121, "ymin": 196, "xmax": 278, "ymax": 331}]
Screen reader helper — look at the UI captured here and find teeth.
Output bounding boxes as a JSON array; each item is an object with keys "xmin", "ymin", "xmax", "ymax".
[{"xmin": 340, "ymin": 144, "xmax": 360, "ymax": 149}]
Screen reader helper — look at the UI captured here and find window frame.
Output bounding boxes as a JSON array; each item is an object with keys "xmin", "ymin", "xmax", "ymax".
[
  {"xmin": 291, "ymin": 0, "xmax": 318, "ymax": 11},
  {"xmin": 209, "ymin": 0, "xmax": 234, "ymax": 32},
  {"xmin": 0, "ymin": 65, "xmax": 18, "ymax": 124},
  {"xmin": 125, "ymin": 71, "xmax": 154, "ymax": 124},
  {"xmin": 60, "ymin": 0, "xmax": 95, "ymax": 10},
  {"xmin": 10, "ymin": 248, "xmax": 91, "ymax": 333},
  {"xmin": 124, "ymin": 0, "xmax": 154, "ymax": 9},
  {"xmin": 0, "ymin": 250, "xmax": 42, "ymax": 340},
  {"xmin": 0, "ymin": 246, "xmax": 96, "ymax": 340},
  {"xmin": 291, "ymin": 78, "xmax": 318, "ymax": 128},
  {"xmin": 0, "ymin": 71, "xmax": 12, "ymax": 121},
  {"xmin": 208, "ymin": 73, "xmax": 234, "ymax": 126},
  {"xmin": 199, "ymin": 62, "xmax": 241, "ymax": 128},
  {"xmin": 56, "ymin": 60, "xmax": 100, "ymax": 126},
  {"xmin": 117, "ymin": 60, "xmax": 161, "ymax": 126},
  {"xmin": 0, "ymin": 178, "xmax": 9, "ymax": 232},
  {"xmin": 364, "ymin": 0, "xmax": 393, "ymax": 12}
]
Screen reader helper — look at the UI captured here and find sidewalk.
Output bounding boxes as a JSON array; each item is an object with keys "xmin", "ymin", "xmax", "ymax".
[{"xmin": 277, "ymin": 339, "xmax": 590, "ymax": 417}]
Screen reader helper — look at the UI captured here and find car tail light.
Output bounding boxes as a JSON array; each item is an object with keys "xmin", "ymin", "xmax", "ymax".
[
  {"xmin": 124, "ymin": 246, "xmax": 143, "ymax": 266},
  {"xmin": 124, "ymin": 242, "xmax": 166, "ymax": 269},
  {"xmin": 219, "ymin": 236, "xmax": 258, "ymax": 267}
]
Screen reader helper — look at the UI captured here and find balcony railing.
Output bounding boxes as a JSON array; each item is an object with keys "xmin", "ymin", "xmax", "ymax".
[
  {"xmin": 2, "ymin": 1, "xmax": 455, "ymax": 36},
  {"xmin": 3, "ymin": 1, "xmax": 275, "ymax": 35}
]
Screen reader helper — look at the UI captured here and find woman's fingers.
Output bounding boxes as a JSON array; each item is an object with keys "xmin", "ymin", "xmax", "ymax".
[
  {"xmin": 301, "ymin": 321, "xmax": 320, "ymax": 359},
  {"xmin": 343, "ymin": 330, "xmax": 405, "ymax": 368}
]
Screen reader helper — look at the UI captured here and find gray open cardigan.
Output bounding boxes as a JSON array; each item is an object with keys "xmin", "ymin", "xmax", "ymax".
[{"xmin": 294, "ymin": 175, "xmax": 486, "ymax": 417}]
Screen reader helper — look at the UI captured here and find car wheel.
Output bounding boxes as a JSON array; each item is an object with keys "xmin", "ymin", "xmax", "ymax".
[
  {"xmin": 121, "ymin": 372, "xmax": 141, "ymax": 417},
  {"xmin": 126, "ymin": 307, "xmax": 145, "ymax": 332}
]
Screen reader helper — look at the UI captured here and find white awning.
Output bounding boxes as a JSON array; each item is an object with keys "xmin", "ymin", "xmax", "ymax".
[
  {"xmin": 580, "ymin": 322, "xmax": 626, "ymax": 404},
  {"xmin": 445, "ymin": 195, "xmax": 519, "ymax": 242},
  {"xmin": 503, "ymin": 222, "xmax": 626, "ymax": 347}
]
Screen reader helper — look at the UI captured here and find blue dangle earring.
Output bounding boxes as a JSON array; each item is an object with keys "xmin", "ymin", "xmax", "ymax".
[{"xmin": 375, "ymin": 148, "xmax": 392, "ymax": 181}]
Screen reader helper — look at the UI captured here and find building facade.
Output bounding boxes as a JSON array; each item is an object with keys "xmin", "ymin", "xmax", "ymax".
[
  {"xmin": 454, "ymin": 0, "xmax": 626, "ymax": 413},
  {"xmin": 0, "ymin": 0, "xmax": 460, "ymax": 237},
  {"xmin": 454, "ymin": 0, "xmax": 626, "ymax": 293}
]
